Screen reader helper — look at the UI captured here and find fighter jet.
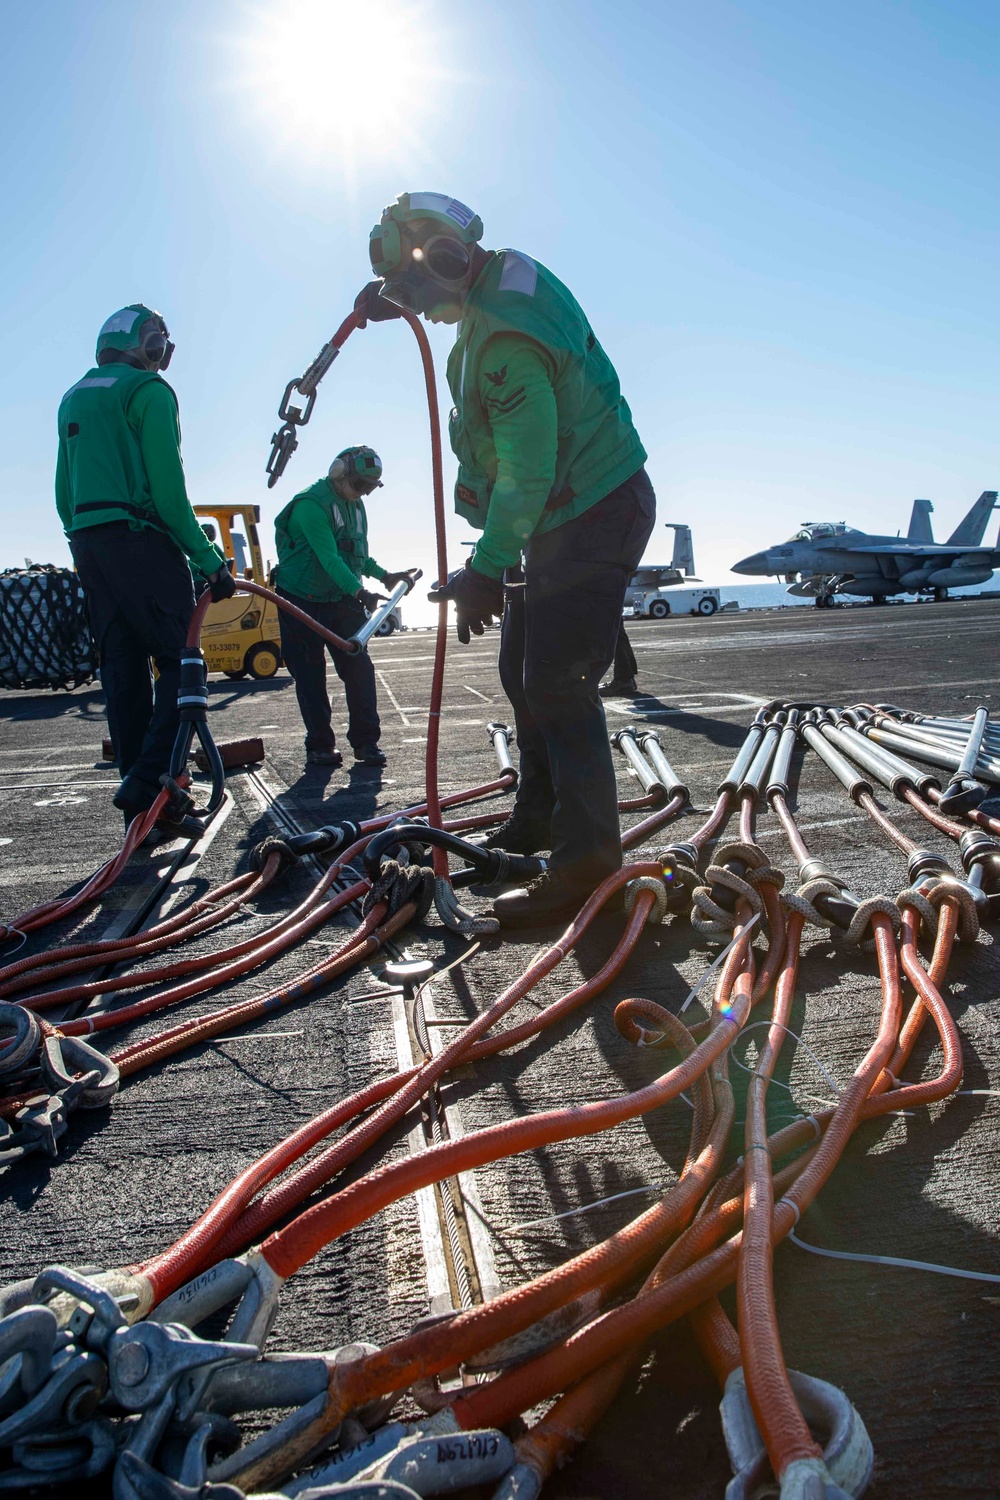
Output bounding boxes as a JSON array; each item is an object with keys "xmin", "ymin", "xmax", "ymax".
[{"xmin": 732, "ymin": 491, "xmax": 999, "ymax": 606}]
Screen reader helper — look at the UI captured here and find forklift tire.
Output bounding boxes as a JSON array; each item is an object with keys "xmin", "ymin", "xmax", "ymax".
[
  {"xmin": 224, "ymin": 669, "xmax": 248, "ymax": 680},
  {"xmin": 696, "ymin": 597, "xmax": 718, "ymax": 616},
  {"xmin": 649, "ymin": 599, "xmax": 670, "ymax": 619},
  {"xmin": 246, "ymin": 643, "xmax": 281, "ymax": 680}
]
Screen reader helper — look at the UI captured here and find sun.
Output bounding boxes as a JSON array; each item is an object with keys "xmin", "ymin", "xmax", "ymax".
[{"xmin": 229, "ymin": 0, "xmax": 447, "ymax": 168}]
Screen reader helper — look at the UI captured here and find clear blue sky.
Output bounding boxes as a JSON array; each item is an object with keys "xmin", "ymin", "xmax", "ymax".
[{"xmin": 1, "ymin": 0, "xmax": 997, "ymax": 623}]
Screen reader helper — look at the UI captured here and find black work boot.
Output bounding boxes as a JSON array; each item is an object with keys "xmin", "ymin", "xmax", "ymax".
[
  {"xmin": 599, "ymin": 677, "xmax": 638, "ymax": 698},
  {"xmin": 306, "ymin": 747, "xmax": 343, "ymax": 768},
  {"xmin": 353, "ymin": 744, "xmax": 387, "ymax": 767},
  {"xmin": 473, "ymin": 808, "xmax": 552, "ymax": 857},
  {"xmin": 493, "ymin": 869, "xmax": 620, "ymax": 928}
]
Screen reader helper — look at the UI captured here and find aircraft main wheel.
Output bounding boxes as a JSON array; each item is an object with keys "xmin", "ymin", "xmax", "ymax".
[
  {"xmin": 649, "ymin": 600, "xmax": 670, "ymax": 619},
  {"xmin": 247, "ymin": 643, "xmax": 281, "ymax": 679},
  {"xmin": 697, "ymin": 597, "xmax": 718, "ymax": 616}
]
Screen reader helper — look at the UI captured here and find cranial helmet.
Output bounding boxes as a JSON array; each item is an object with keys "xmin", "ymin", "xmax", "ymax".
[
  {"xmin": 96, "ymin": 305, "xmax": 174, "ymax": 370},
  {"xmin": 369, "ymin": 194, "xmax": 484, "ymax": 317},
  {"xmin": 329, "ymin": 446, "xmax": 383, "ymax": 496}
]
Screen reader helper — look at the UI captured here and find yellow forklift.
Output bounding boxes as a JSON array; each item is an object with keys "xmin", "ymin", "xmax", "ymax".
[{"xmin": 193, "ymin": 503, "xmax": 283, "ymax": 679}]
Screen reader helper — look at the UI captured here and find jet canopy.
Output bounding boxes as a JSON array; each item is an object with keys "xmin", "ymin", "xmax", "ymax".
[{"xmin": 785, "ymin": 522, "xmax": 857, "ymax": 542}]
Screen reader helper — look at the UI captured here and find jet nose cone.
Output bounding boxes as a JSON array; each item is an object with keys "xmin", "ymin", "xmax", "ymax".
[{"xmin": 732, "ymin": 551, "xmax": 769, "ymax": 575}]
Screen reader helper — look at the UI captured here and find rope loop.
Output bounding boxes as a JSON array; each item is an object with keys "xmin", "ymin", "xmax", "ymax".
[
  {"xmin": 842, "ymin": 895, "xmax": 901, "ymax": 950},
  {"xmin": 925, "ymin": 880, "xmax": 980, "ymax": 944},
  {"xmin": 623, "ymin": 876, "xmax": 669, "ymax": 926},
  {"xmin": 363, "ymin": 858, "xmax": 435, "ymax": 921},
  {"xmin": 896, "ymin": 887, "xmax": 939, "ymax": 939},
  {"xmin": 248, "ymin": 835, "xmax": 297, "ymax": 874},
  {"xmin": 713, "ymin": 840, "xmax": 768, "ymax": 871},
  {"xmin": 785, "ymin": 877, "xmax": 843, "ymax": 929},
  {"xmin": 748, "ymin": 863, "xmax": 786, "ymax": 893},
  {"xmin": 690, "ymin": 861, "xmax": 764, "ymax": 938}
]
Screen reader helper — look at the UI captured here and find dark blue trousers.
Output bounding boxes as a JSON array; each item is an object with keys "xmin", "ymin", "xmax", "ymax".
[
  {"xmin": 70, "ymin": 522, "xmax": 195, "ymax": 811},
  {"xmin": 276, "ymin": 589, "xmax": 381, "ymax": 752},
  {"xmin": 498, "ymin": 467, "xmax": 656, "ymax": 885}
]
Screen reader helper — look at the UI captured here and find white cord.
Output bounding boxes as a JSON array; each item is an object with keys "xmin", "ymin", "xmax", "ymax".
[
  {"xmin": 680, "ymin": 913, "xmax": 761, "ymax": 1012},
  {"xmin": 789, "ymin": 1230, "xmax": 1000, "ymax": 1284},
  {"xmin": 0, "ymin": 929, "xmax": 27, "ymax": 957},
  {"xmin": 729, "ymin": 1019, "xmax": 843, "ymax": 1100},
  {"xmin": 497, "ymin": 1183, "xmax": 666, "ymax": 1237}
]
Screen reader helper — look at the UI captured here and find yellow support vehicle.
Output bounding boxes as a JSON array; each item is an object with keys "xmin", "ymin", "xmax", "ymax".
[{"xmin": 193, "ymin": 503, "xmax": 283, "ymax": 680}]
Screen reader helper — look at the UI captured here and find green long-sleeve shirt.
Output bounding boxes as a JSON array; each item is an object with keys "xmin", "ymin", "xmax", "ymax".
[
  {"xmin": 467, "ymin": 334, "xmax": 558, "ymax": 579},
  {"xmin": 55, "ymin": 371, "xmax": 225, "ymax": 578},
  {"xmin": 273, "ymin": 478, "xmax": 387, "ymax": 603}
]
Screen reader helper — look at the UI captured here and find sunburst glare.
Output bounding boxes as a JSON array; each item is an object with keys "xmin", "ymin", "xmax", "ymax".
[{"xmin": 227, "ymin": 0, "xmax": 452, "ymax": 172}]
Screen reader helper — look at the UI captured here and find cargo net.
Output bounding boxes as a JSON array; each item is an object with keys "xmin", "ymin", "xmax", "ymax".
[{"xmin": 0, "ymin": 565, "xmax": 97, "ymax": 691}]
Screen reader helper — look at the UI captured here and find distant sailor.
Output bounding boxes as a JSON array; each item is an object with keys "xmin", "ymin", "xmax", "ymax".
[
  {"xmin": 56, "ymin": 304, "xmax": 236, "ymax": 829},
  {"xmin": 273, "ymin": 446, "xmax": 415, "ymax": 769},
  {"xmin": 355, "ymin": 194, "xmax": 655, "ymax": 925}
]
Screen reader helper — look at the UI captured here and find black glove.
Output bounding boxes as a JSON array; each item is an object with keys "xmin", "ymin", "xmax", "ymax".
[
  {"xmin": 354, "ymin": 281, "xmax": 404, "ymax": 329},
  {"xmin": 208, "ymin": 565, "xmax": 237, "ymax": 602},
  {"xmin": 428, "ymin": 560, "xmax": 505, "ymax": 645},
  {"xmin": 356, "ymin": 588, "xmax": 386, "ymax": 614},
  {"xmin": 380, "ymin": 569, "xmax": 417, "ymax": 591}
]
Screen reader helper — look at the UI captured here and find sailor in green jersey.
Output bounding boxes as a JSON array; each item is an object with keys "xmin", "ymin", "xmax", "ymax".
[
  {"xmin": 273, "ymin": 446, "xmax": 415, "ymax": 769},
  {"xmin": 355, "ymin": 193, "xmax": 656, "ymax": 927},
  {"xmin": 56, "ymin": 304, "xmax": 237, "ymax": 828}
]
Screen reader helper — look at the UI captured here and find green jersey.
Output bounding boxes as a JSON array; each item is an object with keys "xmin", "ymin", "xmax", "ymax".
[
  {"xmin": 446, "ymin": 250, "xmax": 646, "ymax": 577},
  {"xmin": 55, "ymin": 364, "xmax": 225, "ymax": 578},
  {"xmin": 274, "ymin": 477, "xmax": 387, "ymax": 603}
]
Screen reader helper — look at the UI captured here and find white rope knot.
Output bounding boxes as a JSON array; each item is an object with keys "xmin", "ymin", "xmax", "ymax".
[
  {"xmin": 842, "ymin": 895, "xmax": 902, "ymax": 950},
  {"xmin": 713, "ymin": 840, "xmax": 768, "ymax": 871},
  {"xmin": 623, "ymin": 875, "xmax": 669, "ymax": 926},
  {"xmin": 690, "ymin": 863, "xmax": 764, "ymax": 937},
  {"xmin": 925, "ymin": 879, "xmax": 980, "ymax": 943},
  {"xmin": 784, "ymin": 876, "xmax": 843, "ymax": 929},
  {"xmin": 748, "ymin": 863, "xmax": 785, "ymax": 893},
  {"xmin": 896, "ymin": 886, "xmax": 939, "ymax": 939}
]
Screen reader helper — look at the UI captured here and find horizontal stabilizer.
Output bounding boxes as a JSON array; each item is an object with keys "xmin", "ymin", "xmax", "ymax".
[
  {"xmin": 907, "ymin": 498, "xmax": 934, "ymax": 542},
  {"xmin": 946, "ymin": 491, "xmax": 997, "ymax": 547}
]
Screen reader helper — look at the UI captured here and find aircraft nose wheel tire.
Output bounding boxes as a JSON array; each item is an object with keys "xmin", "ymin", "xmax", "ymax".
[
  {"xmin": 246, "ymin": 643, "xmax": 281, "ymax": 679},
  {"xmin": 697, "ymin": 597, "xmax": 718, "ymax": 615},
  {"xmin": 649, "ymin": 600, "xmax": 670, "ymax": 619}
]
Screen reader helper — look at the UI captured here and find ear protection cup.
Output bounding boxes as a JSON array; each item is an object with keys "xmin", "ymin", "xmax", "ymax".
[
  {"xmin": 370, "ymin": 218, "xmax": 403, "ymax": 277},
  {"xmin": 328, "ymin": 455, "xmax": 348, "ymax": 481}
]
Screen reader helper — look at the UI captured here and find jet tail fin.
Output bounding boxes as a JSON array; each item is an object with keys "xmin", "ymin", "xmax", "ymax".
[
  {"xmin": 665, "ymin": 523, "xmax": 696, "ymax": 576},
  {"xmin": 946, "ymin": 491, "xmax": 998, "ymax": 546},
  {"xmin": 907, "ymin": 498, "xmax": 934, "ymax": 542}
]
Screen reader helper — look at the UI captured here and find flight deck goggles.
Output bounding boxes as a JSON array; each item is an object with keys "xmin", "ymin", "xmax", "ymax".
[{"xmin": 380, "ymin": 235, "xmax": 473, "ymax": 313}]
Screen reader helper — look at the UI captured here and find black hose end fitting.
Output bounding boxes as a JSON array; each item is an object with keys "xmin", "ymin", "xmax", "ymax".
[
  {"xmin": 654, "ymin": 842, "xmax": 701, "ymax": 914},
  {"xmin": 907, "ymin": 848, "xmax": 953, "ymax": 884},
  {"xmin": 284, "ymin": 822, "xmax": 363, "ymax": 859},
  {"xmin": 938, "ymin": 775, "xmax": 988, "ymax": 816},
  {"xmin": 958, "ymin": 829, "xmax": 1000, "ymax": 890},
  {"xmin": 815, "ymin": 891, "xmax": 862, "ymax": 930}
]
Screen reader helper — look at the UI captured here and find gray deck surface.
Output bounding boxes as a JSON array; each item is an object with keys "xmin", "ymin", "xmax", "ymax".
[{"xmin": 2, "ymin": 597, "xmax": 999, "ymax": 1498}]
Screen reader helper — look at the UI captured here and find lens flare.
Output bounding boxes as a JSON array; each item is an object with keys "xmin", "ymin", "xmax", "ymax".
[{"xmin": 226, "ymin": 0, "xmax": 451, "ymax": 172}]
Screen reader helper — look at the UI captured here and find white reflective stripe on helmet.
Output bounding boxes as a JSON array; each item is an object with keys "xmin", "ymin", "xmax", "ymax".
[{"xmin": 407, "ymin": 192, "xmax": 477, "ymax": 230}]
